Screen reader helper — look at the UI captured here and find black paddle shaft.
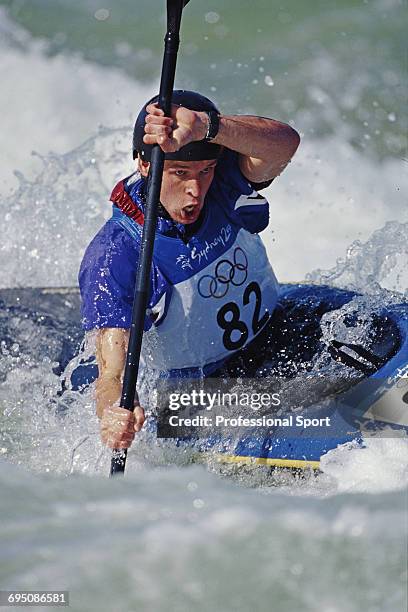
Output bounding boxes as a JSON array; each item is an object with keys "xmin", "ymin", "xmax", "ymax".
[{"xmin": 110, "ymin": 0, "xmax": 190, "ymax": 476}]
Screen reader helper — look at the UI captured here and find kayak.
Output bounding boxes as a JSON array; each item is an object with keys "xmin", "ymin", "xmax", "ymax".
[{"xmin": 1, "ymin": 284, "xmax": 407, "ymax": 471}]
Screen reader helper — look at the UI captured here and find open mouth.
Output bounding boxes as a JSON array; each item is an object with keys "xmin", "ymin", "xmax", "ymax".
[
  {"xmin": 183, "ymin": 205, "xmax": 196, "ymax": 214},
  {"xmin": 178, "ymin": 199, "xmax": 202, "ymax": 222},
  {"xmin": 180, "ymin": 203, "xmax": 200, "ymax": 220}
]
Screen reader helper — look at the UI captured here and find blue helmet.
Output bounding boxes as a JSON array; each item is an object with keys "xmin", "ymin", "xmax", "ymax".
[{"xmin": 132, "ymin": 90, "xmax": 222, "ymax": 161}]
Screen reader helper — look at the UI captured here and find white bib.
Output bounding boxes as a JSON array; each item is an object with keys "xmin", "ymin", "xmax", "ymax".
[{"xmin": 142, "ymin": 228, "xmax": 279, "ymax": 371}]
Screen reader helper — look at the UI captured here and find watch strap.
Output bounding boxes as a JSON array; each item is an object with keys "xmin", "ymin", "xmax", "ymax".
[{"xmin": 204, "ymin": 110, "xmax": 220, "ymax": 141}]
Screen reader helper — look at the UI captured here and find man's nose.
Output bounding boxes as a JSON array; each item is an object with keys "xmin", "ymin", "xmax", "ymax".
[{"xmin": 185, "ymin": 178, "xmax": 201, "ymax": 198}]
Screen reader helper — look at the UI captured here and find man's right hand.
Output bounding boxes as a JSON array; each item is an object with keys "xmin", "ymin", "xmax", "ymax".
[{"xmin": 100, "ymin": 405, "xmax": 145, "ymax": 449}]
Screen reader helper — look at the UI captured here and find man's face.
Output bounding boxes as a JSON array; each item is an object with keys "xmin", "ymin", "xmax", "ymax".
[{"xmin": 139, "ymin": 158, "xmax": 217, "ymax": 224}]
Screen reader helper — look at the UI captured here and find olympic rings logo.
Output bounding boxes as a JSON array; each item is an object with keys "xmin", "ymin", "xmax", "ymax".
[{"xmin": 198, "ymin": 247, "xmax": 248, "ymax": 299}]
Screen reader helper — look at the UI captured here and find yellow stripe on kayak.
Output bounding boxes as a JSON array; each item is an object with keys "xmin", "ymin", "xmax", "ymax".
[{"xmin": 213, "ymin": 454, "xmax": 321, "ymax": 470}]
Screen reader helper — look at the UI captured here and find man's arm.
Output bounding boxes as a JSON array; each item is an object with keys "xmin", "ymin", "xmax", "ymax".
[
  {"xmin": 96, "ymin": 328, "xmax": 145, "ymax": 448},
  {"xmin": 143, "ymin": 103, "xmax": 300, "ymax": 183},
  {"xmin": 95, "ymin": 328, "xmax": 128, "ymax": 418},
  {"xmin": 211, "ymin": 115, "xmax": 300, "ymax": 184}
]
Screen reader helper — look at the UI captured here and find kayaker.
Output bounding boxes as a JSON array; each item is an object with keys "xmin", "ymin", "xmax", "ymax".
[{"xmin": 78, "ymin": 90, "xmax": 300, "ymax": 449}]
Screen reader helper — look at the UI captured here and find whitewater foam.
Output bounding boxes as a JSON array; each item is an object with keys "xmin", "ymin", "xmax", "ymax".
[{"xmin": 0, "ymin": 7, "xmax": 157, "ymax": 194}]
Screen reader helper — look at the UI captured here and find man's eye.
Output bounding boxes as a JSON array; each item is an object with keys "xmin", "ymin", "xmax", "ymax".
[
  {"xmin": 175, "ymin": 170, "xmax": 186, "ymax": 176},
  {"xmin": 201, "ymin": 168, "xmax": 211, "ymax": 174}
]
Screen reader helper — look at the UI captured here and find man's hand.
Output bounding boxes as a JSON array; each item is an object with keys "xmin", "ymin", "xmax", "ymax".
[
  {"xmin": 143, "ymin": 103, "xmax": 207, "ymax": 153},
  {"xmin": 100, "ymin": 405, "xmax": 145, "ymax": 449}
]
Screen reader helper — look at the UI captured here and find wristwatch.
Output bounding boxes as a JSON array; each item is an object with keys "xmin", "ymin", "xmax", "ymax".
[{"xmin": 204, "ymin": 110, "xmax": 221, "ymax": 141}]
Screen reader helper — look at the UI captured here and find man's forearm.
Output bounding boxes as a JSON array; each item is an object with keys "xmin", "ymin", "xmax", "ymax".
[
  {"xmin": 94, "ymin": 328, "xmax": 146, "ymax": 446},
  {"xmin": 197, "ymin": 112, "xmax": 300, "ymax": 183},
  {"xmin": 216, "ymin": 115, "xmax": 298, "ymax": 159},
  {"xmin": 95, "ymin": 328, "xmax": 129, "ymax": 419}
]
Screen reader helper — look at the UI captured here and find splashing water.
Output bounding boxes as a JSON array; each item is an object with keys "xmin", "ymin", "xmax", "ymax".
[
  {"xmin": 0, "ymin": 128, "xmax": 131, "ymax": 289},
  {"xmin": 307, "ymin": 221, "xmax": 408, "ymax": 297}
]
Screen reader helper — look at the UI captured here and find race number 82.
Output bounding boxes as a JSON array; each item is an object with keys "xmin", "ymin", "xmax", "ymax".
[{"xmin": 217, "ymin": 281, "xmax": 270, "ymax": 350}]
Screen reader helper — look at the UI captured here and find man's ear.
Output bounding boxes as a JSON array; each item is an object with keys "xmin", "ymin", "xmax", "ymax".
[{"xmin": 138, "ymin": 156, "xmax": 150, "ymax": 178}]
